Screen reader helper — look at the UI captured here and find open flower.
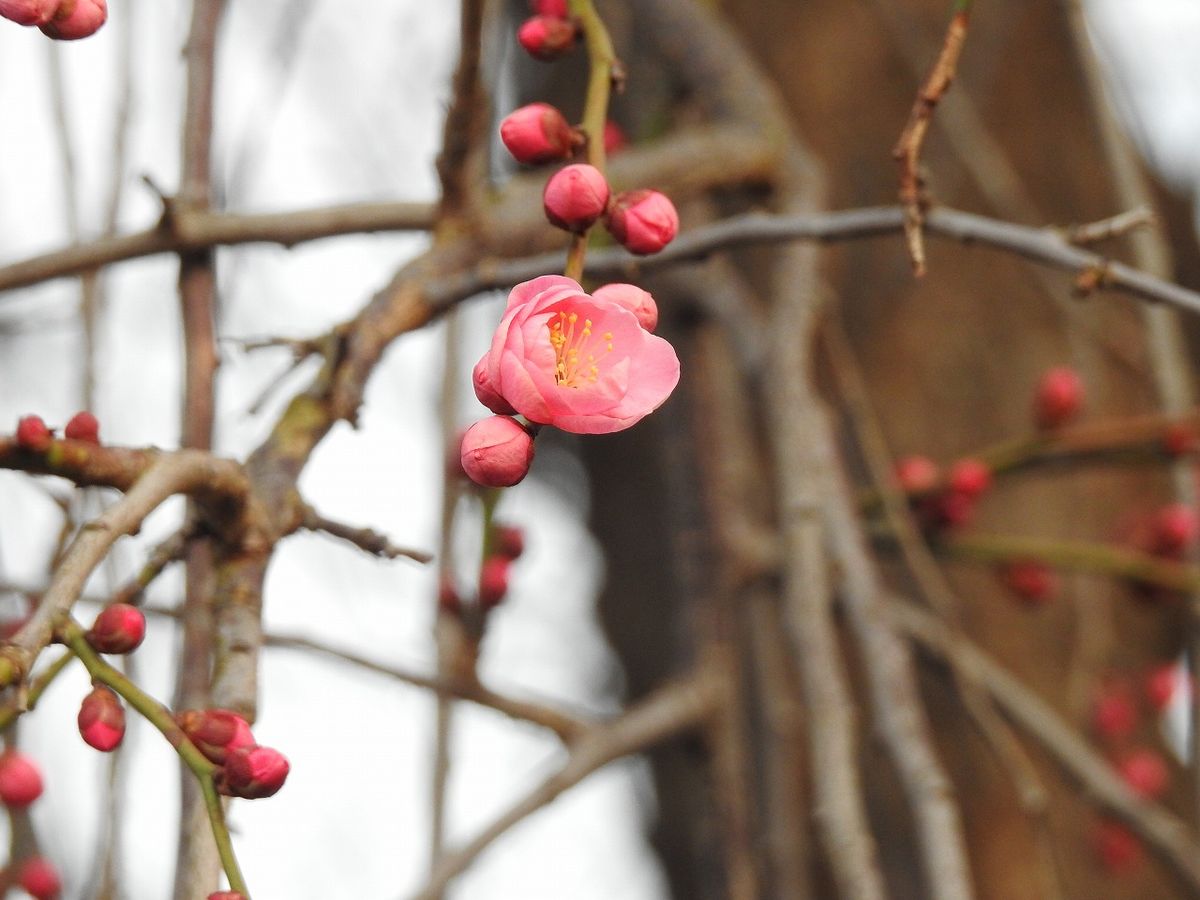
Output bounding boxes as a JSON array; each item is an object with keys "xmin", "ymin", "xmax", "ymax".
[{"xmin": 483, "ymin": 275, "xmax": 679, "ymax": 435}]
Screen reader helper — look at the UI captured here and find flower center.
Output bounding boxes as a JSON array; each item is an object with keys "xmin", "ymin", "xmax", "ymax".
[{"xmin": 548, "ymin": 310, "xmax": 613, "ymax": 387}]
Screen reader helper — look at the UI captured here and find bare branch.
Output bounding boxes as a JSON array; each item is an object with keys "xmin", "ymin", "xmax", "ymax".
[{"xmin": 299, "ymin": 506, "xmax": 432, "ymax": 564}]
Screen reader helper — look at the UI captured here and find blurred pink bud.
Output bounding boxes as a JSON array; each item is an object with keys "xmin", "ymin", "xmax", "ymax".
[
  {"xmin": 479, "ymin": 556, "xmax": 510, "ymax": 608},
  {"xmin": 0, "ymin": 0, "xmax": 57, "ymax": 26},
  {"xmin": 1150, "ymin": 503, "xmax": 1198, "ymax": 558},
  {"xmin": 207, "ymin": 893, "xmax": 246, "ymax": 900},
  {"xmin": 86, "ymin": 603, "xmax": 146, "ymax": 654},
  {"xmin": 1145, "ymin": 662, "xmax": 1189, "ymax": 712},
  {"xmin": 592, "ymin": 283, "xmax": 658, "ymax": 333},
  {"xmin": 1092, "ymin": 680, "xmax": 1137, "ymax": 742},
  {"xmin": 460, "ymin": 416, "xmax": 535, "ymax": 488},
  {"xmin": 176, "ymin": 708, "xmax": 256, "ymax": 766},
  {"xmin": 530, "ymin": 0, "xmax": 568, "ymax": 16},
  {"xmin": 605, "ymin": 189, "xmax": 679, "ymax": 255},
  {"xmin": 16, "ymin": 856, "xmax": 61, "ymax": 900},
  {"xmin": 543, "ymin": 164, "xmax": 610, "ymax": 232},
  {"xmin": 0, "ymin": 751, "xmax": 44, "ymax": 808},
  {"xmin": 64, "ymin": 410, "xmax": 100, "ymax": 444},
  {"xmin": 1002, "ymin": 560, "xmax": 1058, "ymax": 605},
  {"xmin": 16, "ymin": 415, "xmax": 53, "ymax": 452},
  {"xmin": 219, "ymin": 745, "xmax": 290, "ymax": 799},
  {"xmin": 1034, "ymin": 366, "xmax": 1084, "ymax": 429},
  {"xmin": 473, "ymin": 354, "xmax": 516, "ymax": 415},
  {"xmin": 517, "ymin": 14, "xmax": 577, "ymax": 61},
  {"xmin": 78, "ymin": 685, "xmax": 125, "ymax": 752},
  {"xmin": 894, "ymin": 455, "xmax": 939, "ymax": 495},
  {"xmin": 1118, "ymin": 748, "xmax": 1169, "ymax": 800},
  {"xmin": 494, "ymin": 525, "xmax": 525, "ymax": 560},
  {"xmin": 947, "ymin": 458, "xmax": 991, "ymax": 499},
  {"xmin": 603, "ymin": 120, "xmax": 627, "ymax": 156},
  {"xmin": 500, "ymin": 102, "xmax": 576, "ymax": 166},
  {"xmin": 1094, "ymin": 819, "xmax": 1142, "ymax": 874},
  {"xmin": 40, "ymin": 0, "xmax": 106, "ymax": 39}
]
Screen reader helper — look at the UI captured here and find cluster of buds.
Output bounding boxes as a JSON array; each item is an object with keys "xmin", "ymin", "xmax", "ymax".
[
  {"xmin": 542, "ymin": 164, "xmax": 679, "ymax": 255},
  {"xmin": 0, "ymin": 753, "xmax": 61, "ymax": 895},
  {"xmin": 892, "ymin": 453, "xmax": 994, "ymax": 532},
  {"xmin": 0, "ymin": 0, "xmax": 106, "ymax": 39},
  {"xmin": 480, "ymin": 524, "xmax": 526, "ymax": 611},
  {"xmin": 517, "ymin": 0, "xmax": 577, "ymax": 61},
  {"xmin": 14, "ymin": 410, "xmax": 102, "ymax": 452},
  {"xmin": 176, "ymin": 708, "xmax": 290, "ymax": 799}
]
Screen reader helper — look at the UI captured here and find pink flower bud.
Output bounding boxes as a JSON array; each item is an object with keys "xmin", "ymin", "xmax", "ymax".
[
  {"xmin": 603, "ymin": 120, "xmax": 627, "ymax": 156},
  {"xmin": 0, "ymin": 0, "xmax": 55, "ymax": 25},
  {"xmin": 1094, "ymin": 819, "xmax": 1142, "ymax": 874},
  {"xmin": 86, "ymin": 603, "xmax": 146, "ymax": 654},
  {"xmin": 605, "ymin": 189, "xmax": 679, "ymax": 255},
  {"xmin": 1163, "ymin": 423, "xmax": 1197, "ymax": 457},
  {"xmin": 1092, "ymin": 680, "xmax": 1137, "ymax": 742},
  {"xmin": 494, "ymin": 525, "xmax": 525, "ymax": 560},
  {"xmin": 543, "ymin": 163, "xmax": 610, "ymax": 232},
  {"xmin": 460, "ymin": 416, "xmax": 535, "ymax": 488},
  {"xmin": 894, "ymin": 455, "xmax": 939, "ymax": 495},
  {"xmin": 64, "ymin": 410, "xmax": 100, "ymax": 443},
  {"xmin": 16, "ymin": 856, "xmax": 61, "ymax": 900},
  {"xmin": 517, "ymin": 14, "xmax": 577, "ymax": 61},
  {"xmin": 1118, "ymin": 748, "xmax": 1170, "ymax": 800},
  {"xmin": 218, "ymin": 745, "xmax": 290, "ymax": 799},
  {"xmin": 472, "ymin": 354, "xmax": 516, "ymax": 415},
  {"xmin": 592, "ymin": 283, "xmax": 659, "ymax": 333},
  {"xmin": 176, "ymin": 708, "xmax": 256, "ymax": 766},
  {"xmin": 208, "ymin": 893, "xmax": 247, "ymax": 900},
  {"xmin": 1034, "ymin": 366, "xmax": 1084, "ymax": 429},
  {"xmin": 529, "ymin": 0, "xmax": 568, "ymax": 16},
  {"xmin": 1145, "ymin": 663, "xmax": 1188, "ymax": 712},
  {"xmin": 947, "ymin": 458, "xmax": 991, "ymax": 499},
  {"xmin": 479, "ymin": 556, "xmax": 510, "ymax": 608},
  {"xmin": 500, "ymin": 103, "xmax": 576, "ymax": 166},
  {"xmin": 16, "ymin": 415, "xmax": 53, "ymax": 452},
  {"xmin": 39, "ymin": 0, "xmax": 105, "ymax": 39},
  {"xmin": 1002, "ymin": 560, "xmax": 1058, "ymax": 605},
  {"xmin": 0, "ymin": 751, "xmax": 44, "ymax": 808},
  {"xmin": 1150, "ymin": 503, "xmax": 1198, "ymax": 558},
  {"xmin": 78, "ymin": 685, "xmax": 125, "ymax": 752}
]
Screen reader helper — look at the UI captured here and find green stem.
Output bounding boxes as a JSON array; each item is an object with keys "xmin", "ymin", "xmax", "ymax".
[
  {"xmin": 61, "ymin": 620, "xmax": 251, "ymax": 898},
  {"xmin": 564, "ymin": 234, "xmax": 588, "ymax": 281}
]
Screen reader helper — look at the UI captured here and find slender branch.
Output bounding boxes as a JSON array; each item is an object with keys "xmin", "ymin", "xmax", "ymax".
[
  {"xmin": 111, "ymin": 526, "xmax": 193, "ymax": 607},
  {"xmin": 300, "ymin": 506, "xmax": 432, "ymax": 563},
  {"xmin": 892, "ymin": 7, "xmax": 971, "ymax": 275},
  {"xmin": 409, "ymin": 675, "xmax": 715, "ymax": 899},
  {"xmin": 891, "ymin": 600, "xmax": 1200, "ymax": 893}
]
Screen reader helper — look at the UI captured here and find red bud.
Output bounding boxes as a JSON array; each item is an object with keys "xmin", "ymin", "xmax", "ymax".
[
  {"xmin": 543, "ymin": 164, "xmax": 610, "ymax": 233},
  {"xmin": 1034, "ymin": 366, "xmax": 1084, "ymax": 429},
  {"xmin": 15, "ymin": 415, "xmax": 53, "ymax": 452},
  {"xmin": 499, "ymin": 103, "xmax": 577, "ymax": 166},
  {"xmin": 176, "ymin": 708, "xmax": 256, "ymax": 766},
  {"xmin": 86, "ymin": 603, "xmax": 146, "ymax": 654},
  {"xmin": 517, "ymin": 14, "xmax": 578, "ymax": 61},
  {"xmin": 78, "ymin": 685, "xmax": 125, "ymax": 752},
  {"xmin": 479, "ymin": 556, "xmax": 510, "ymax": 609},
  {"xmin": 64, "ymin": 410, "xmax": 100, "ymax": 444},
  {"xmin": 0, "ymin": 751, "xmax": 44, "ymax": 808},
  {"xmin": 218, "ymin": 745, "xmax": 290, "ymax": 799},
  {"xmin": 16, "ymin": 856, "xmax": 61, "ymax": 900},
  {"xmin": 605, "ymin": 189, "xmax": 679, "ymax": 255}
]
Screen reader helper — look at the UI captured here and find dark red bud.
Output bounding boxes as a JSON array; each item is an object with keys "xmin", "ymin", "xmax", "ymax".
[
  {"xmin": 86, "ymin": 603, "xmax": 146, "ymax": 654},
  {"xmin": 78, "ymin": 684, "xmax": 125, "ymax": 752},
  {"xmin": 64, "ymin": 410, "xmax": 100, "ymax": 444},
  {"xmin": 15, "ymin": 415, "xmax": 53, "ymax": 452}
]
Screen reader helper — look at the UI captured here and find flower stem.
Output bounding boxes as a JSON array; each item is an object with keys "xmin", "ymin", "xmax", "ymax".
[{"xmin": 60, "ymin": 619, "xmax": 252, "ymax": 898}]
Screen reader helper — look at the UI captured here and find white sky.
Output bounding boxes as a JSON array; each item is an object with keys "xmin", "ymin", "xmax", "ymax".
[{"xmin": 0, "ymin": 2, "xmax": 1197, "ymax": 899}]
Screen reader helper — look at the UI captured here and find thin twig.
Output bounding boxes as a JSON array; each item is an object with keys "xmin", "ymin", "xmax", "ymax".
[
  {"xmin": 891, "ymin": 5, "xmax": 971, "ymax": 275},
  {"xmin": 409, "ymin": 675, "xmax": 715, "ymax": 899},
  {"xmin": 300, "ymin": 506, "xmax": 432, "ymax": 563}
]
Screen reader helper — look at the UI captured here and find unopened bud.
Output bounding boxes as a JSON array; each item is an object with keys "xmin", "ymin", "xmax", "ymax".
[
  {"xmin": 218, "ymin": 745, "xmax": 290, "ymax": 799},
  {"xmin": 64, "ymin": 410, "xmax": 100, "ymax": 444},
  {"xmin": 605, "ymin": 189, "xmax": 679, "ymax": 255},
  {"xmin": 1002, "ymin": 560, "xmax": 1058, "ymax": 605},
  {"xmin": 947, "ymin": 458, "xmax": 991, "ymax": 499},
  {"xmin": 39, "ymin": 0, "xmax": 106, "ymax": 39},
  {"xmin": 592, "ymin": 283, "xmax": 659, "ymax": 333},
  {"xmin": 0, "ymin": 751, "xmax": 44, "ymax": 808},
  {"xmin": 1034, "ymin": 366, "xmax": 1084, "ymax": 429},
  {"xmin": 603, "ymin": 120, "xmax": 627, "ymax": 156},
  {"xmin": 479, "ymin": 556, "xmax": 510, "ymax": 609},
  {"xmin": 460, "ymin": 416, "xmax": 535, "ymax": 488},
  {"xmin": 1150, "ymin": 503, "xmax": 1198, "ymax": 558},
  {"xmin": 894, "ymin": 455, "xmax": 939, "ymax": 495},
  {"xmin": 208, "ymin": 893, "xmax": 247, "ymax": 900},
  {"xmin": 16, "ymin": 415, "xmax": 53, "ymax": 452},
  {"xmin": 517, "ymin": 14, "xmax": 577, "ymax": 61},
  {"xmin": 0, "ymin": 0, "xmax": 56, "ymax": 26},
  {"xmin": 78, "ymin": 685, "xmax": 125, "ymax": 752},
  {"xmin": 500, "ymin": 103, "xmax": 577, "ymax": 166},
  {"xmin": 494, "ymin": 525, "xmax": 525, "ymax": 560},
  {"xmin": 86, "ymin": 603, "xmax": 146, "ymax": 654},
  {"xmin": 16, "ymin": 856, "xmax": 61, "ymax": 900},
  {"xmin": 1118, "ymin": 748, "xmax": 1169, "ymax": 800},
  {"xmin": 176, "ymin": 708, "xmax": 256, "ymax": 766},
  {"xmin": 472, "ymin": 355, "xmax": 516, "ymax": 416},
  {"xmin": 543, "ymin": 163, "xmax": 610, "ymax": 232},
  {"xmin": 529, "ymin": 0, "xmax": 568, "ymax": 15}
]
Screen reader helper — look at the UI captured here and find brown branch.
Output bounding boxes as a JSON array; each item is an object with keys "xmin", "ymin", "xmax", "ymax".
[
  {"xmin": 434, "ymin": 0, "xmax": 486, "ymax": 220},
  {"xmin": 0, "ymin": 452, "xmax": 245, "ymax": 688},
  {"xmin": 891, "ymin": 7, "xmax": 971, "ymax": 276},
  {"xmin": 891, "ymin": 599, "xmax": 1200, "ymax": 894},
  {"xmin": 299, "ymin": 506, "xmax": 432, "ymax": 564},
  {"xmin": 409, "ymin": 675, "xmax": 716, "ymax": 900}
]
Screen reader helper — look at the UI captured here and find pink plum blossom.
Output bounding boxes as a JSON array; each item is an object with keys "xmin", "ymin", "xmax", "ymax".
[
  {"xmin": 40, "ymin": 0, "xmax": 105, "ymax": 39},
  {"xmin": 483, "ymin": 275, "xmax": 679, "ymax": 435},
  {"xmin": 592, "ymin": 283, "xmax": 658, "ymax": 333},
  {"xmin": 460, "ymin": 416, "xmax": 535, "ymax": 487},
  {"xmin": 0, "ymin": 0, "xmax": 57, "ymax": 26}
]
